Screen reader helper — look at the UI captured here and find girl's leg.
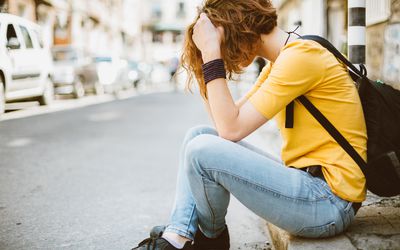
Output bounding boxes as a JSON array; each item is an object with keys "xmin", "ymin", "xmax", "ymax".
[
  {"xmin": 164, "ymin": 125, "xmax": 218, "ymax": 240},
  {"xmin": 164, "ymin": 125, "xmax": 282, "ymax": 240},
  {"xmin": 185, "ymin": 134, "xmax": 355, "ymax": 239}
]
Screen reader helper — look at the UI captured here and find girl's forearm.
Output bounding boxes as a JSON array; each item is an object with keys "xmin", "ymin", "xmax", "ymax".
[{"xmin": 206, "ymin": 78, "xmax": 240, "ymax": 139}]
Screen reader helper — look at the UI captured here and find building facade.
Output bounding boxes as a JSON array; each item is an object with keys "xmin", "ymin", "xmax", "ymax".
[
  {"xmin": 1, "ymin": 0, "xmax": 133, "ymax": 59},
  {"xmin": 133, "ymin": 0, "xmax": 202, "ymax": 62},
  {"xmin": 2, "ymin": 0, "xmax": 36, "ymax": 21},
  {"xmin": 367, "ymin": 0, "xmax": 399, "ymax": 87},
  {"xmin": 1, "ymin": 0, "xmax": 203, "ymax": 63}
]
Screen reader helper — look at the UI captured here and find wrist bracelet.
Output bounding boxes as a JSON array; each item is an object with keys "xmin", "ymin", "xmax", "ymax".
[{"xmin": 202, "ymin": 59, "xmax": 226, "ymax": 84}]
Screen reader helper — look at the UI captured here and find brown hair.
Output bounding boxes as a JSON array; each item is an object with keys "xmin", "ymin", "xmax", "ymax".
[{"xmin": 181, "ymin": 0, "xmax": 277, "ymax": 99}]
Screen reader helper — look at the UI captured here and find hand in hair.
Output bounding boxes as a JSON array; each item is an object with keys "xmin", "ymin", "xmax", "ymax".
[{"xmin": 192, "ymin": 13, "xmax": 224, "ymax": 63}]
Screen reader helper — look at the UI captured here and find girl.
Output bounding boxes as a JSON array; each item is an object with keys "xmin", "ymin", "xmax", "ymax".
[{"xmin": 132, "ymin": 0, "xmax": 366, "ymax": 249}]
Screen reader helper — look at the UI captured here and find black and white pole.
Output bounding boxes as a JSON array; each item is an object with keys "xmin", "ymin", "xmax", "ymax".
[{"xmin": 348, "ymin": 0, "xmax": 366, "ymax": 65}]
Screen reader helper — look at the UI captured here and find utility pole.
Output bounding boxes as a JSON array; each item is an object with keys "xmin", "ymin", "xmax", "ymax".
[{"xmin": 348, "ymin": 0, "xmax": 366, "ymax": 65}]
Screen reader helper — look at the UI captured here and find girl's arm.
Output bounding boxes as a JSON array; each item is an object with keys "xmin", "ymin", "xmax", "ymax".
[
  {"xmin": 205, "ymin": 78, "xmax": 267, "ymax": 141},
  {"xmin": 203, "ymin": 94, "xmax": 251, "ymax": 128}
]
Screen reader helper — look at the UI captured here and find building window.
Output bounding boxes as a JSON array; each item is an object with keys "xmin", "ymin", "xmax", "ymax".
[
  {"xmin": 177, "ymin": 2, "xmax": 186, "ymax": 18},
  {"xmin": 151, "ymin": 5, "xmax": 162, "ymax": 20},
  {"xmin": 152, "ymin": 31, "xmax": 163, "ymax": 43},
  {"xmin": 0, "ymin": 0, "xmax": 8, "ymax": 12},
  {"xmin": 173, "ymin": 32, "xmax": 182, "ymax": 43},
  {"xmin": 17, "ymin": 3, "xmax": 26, "ymax": 17},
  {"xmin": 367, "ymin": 0, "xmax": 391, "ymax": 26}
]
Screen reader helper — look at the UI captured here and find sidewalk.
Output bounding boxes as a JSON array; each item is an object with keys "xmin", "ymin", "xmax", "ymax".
[{"xmin": 253, "ymin": 123, "xmax": 400, "ymax": 250}]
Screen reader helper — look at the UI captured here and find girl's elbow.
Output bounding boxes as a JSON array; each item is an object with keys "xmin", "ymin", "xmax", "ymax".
[{"xmin": 218, "ymin": 129, "xmax": 242, "ymax": 142}]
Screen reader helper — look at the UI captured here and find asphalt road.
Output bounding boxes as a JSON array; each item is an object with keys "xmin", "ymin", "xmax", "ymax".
[{"xmin": 0, "ymin": 91, "xmax": 270, "ymax": 250}]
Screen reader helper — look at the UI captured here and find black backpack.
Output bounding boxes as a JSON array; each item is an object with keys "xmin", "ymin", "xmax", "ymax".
[{"xmin": 286, "ymin": 35, "xmax": 400, "ymax": 197}]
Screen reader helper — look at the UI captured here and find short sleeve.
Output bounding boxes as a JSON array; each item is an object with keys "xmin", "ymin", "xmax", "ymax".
[{"xmin": 249, "ymin": 41, "xmax": 326, "ymax": 119}]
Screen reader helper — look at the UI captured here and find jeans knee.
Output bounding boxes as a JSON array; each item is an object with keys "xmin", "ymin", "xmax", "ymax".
[
  {"xmin": 184, "ymin": 125, "xmax": 217, "ymax": 143},
  {"xmin": 185, "ymin": 134, "xmax": 218, "ymax": 177}
]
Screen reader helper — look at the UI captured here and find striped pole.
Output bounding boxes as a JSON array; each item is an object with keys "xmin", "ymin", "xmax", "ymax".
[{"xmin": 348, "ymin": 0, "xmax": 366, "ymax": 65}]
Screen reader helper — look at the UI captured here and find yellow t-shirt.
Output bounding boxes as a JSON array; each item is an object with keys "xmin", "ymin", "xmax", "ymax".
[{"xmin": 246, "ymin": 39, "xmax": 367, "ymax": 202}]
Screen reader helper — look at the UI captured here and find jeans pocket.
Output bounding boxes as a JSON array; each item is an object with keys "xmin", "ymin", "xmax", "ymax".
[
  {"xmin": 295, "ymin": 221, "xmax": 336, "ymax": 238},
  {"xmin": 344, "ymin": 201, "xmax": 353, "ymax": 214},
  {"xmin": 342, "ymin": 201, "xmax": 355, "ymax": 231}
]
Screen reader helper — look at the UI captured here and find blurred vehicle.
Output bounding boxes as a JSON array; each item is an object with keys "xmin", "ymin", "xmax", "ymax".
[
  {"xmin": 150, "ymin": 62, "xmax": 171, "ymax": 85},
  {"xmin": 137, "ymin": 61, "xmax": 153, "ymax": 86},
  {"xmin": 117, "ymin": 58, "xmax": 133, "ymax": 90},
  {"xmin": 127, "ymin": 60, "xmax": 144, "ymax": 88},
  {"xmin": 94, "ymin": 56, "xmax": 131, "ymax": 94},
  {"xmin": 51, "ymin": 46, "xmax": 101, "ymax": 98},
  {"xmin": 0, "ymin": 14, "xmax": 54, "ymax": 113}
]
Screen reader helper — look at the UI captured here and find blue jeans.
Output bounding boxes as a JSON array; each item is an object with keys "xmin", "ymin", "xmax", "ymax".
[{"xmin": 164, "ymin": 125, "xmax": 355, "ymax": 239}]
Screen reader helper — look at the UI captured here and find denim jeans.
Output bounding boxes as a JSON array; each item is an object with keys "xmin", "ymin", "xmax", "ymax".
[{"xmin": 164, "ymin": 125, "xmax": 355, "ymax": 240}]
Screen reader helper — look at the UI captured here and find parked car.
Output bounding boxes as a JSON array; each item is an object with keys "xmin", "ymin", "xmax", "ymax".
[
  {"xmin": 116, "ymin": 58, "xmax": 133, "ymax": 90},
  {"xmin": 127, "ymin": 60, "xmax": 145, "ymax": 88},
  {"xmin": 0, "ymin": 14, "xmax": 54, "ymax": 114},
  {"xmin": 51, "ymin": 46, "xmax": 101, "ymax": 98},
  {"xmin": 93, "ymin": 56, "xmax": 131, "ymax": 94}
]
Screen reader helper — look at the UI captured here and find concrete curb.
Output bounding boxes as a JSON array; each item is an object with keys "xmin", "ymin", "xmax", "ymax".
[
  {"xmin": 0, "ymin": 86, "xmax": 174, "ymax": 121},
  {"xmin": 267, "ymin": 223, "xmax": 356, "ymax": 250},
  {"xmin": 266, "ymin": 194, "xmax": 400, "ymax": 250}
]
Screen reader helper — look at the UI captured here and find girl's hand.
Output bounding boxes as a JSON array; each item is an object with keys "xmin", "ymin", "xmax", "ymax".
[{"xmin": 192, "ymin": 13, "xmax": 224, "ymax": 63}]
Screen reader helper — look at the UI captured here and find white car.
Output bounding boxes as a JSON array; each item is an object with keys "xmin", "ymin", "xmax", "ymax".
[{"xmin": 0, "ymin": 14, "xmax": 54, "ymax": 114}]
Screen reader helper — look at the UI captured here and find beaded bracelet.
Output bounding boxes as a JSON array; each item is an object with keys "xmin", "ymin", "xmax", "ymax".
[{"xmin": 201, "ymin": 59, "xmax": 226, "ymax": 84}]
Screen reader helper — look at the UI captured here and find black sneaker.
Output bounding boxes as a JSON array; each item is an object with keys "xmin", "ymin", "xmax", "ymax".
[
  {"xmin": 138, "ymin": 225, "xmax": 230, "ymax": 250},
  {"xmin": 150, "ymin": 225, "xmax": 167, "ymax": 238},
  {"xmin": 194, "ymin": 226, "xmax": 230, "ymax": 250},
  {"xmin": 131, "ymin": 226, "xmax": 194, "ymax": 250}
]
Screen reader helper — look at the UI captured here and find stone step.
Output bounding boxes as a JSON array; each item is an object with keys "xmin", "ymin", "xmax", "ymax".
[
  {"xmin": 267, "ymin": 223, "xmax": 356, "ymax": 250},
  {"xmin": 265, "ymin": 194, "xmax": 400, "ymax": 250}
]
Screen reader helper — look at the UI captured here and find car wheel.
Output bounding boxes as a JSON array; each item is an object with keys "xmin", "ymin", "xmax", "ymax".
[
  {"xmin": 38, "ymin": 77, "xmax": 54, "ymax": 105},
  {"xmin": 0, "ymin": 82, "xmax": 5, "ymax": 114},
  {"xmin": 94, "ymin": 82, "xmax": 104, "ymax": 95},
  {"xmin": 133, "ymin": 80, "xmax": 139, "ymax": 88},
  {"xmin": 73, "ymin": 78, "xmax": 85, "ymax": 99}
]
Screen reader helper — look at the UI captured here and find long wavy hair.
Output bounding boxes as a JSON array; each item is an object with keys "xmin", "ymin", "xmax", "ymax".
[{"xmin": 181, "ymin": 0, "xmax": 277, "ymax": 99}]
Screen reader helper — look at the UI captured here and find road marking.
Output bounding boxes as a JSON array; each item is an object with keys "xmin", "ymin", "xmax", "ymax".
[
  {"xmin": 88, "ymin": 112, "xmax": 121, "ymax": 122},
  {"xmin": 7, "ymin": 138, "xmax": 33, "ymax": 147},
  {"xmin": 0, "ymin": 95, "xmax": 114, "ymax": 121}
]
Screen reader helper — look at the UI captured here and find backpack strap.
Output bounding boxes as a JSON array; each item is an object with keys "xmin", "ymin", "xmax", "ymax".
[
  {"xmin": 297, "ymin": 96, "xmax": 367, "ymax": 172},
  {"xmin": 300, "ymin": 35, "xmax": 363, "ymax": 76},
  {"xmin": 285, "ymin": 101, "xmax": 294, "ymax": 128}
]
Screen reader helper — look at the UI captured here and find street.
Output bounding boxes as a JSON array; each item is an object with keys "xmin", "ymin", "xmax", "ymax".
[
  {"xmin": 0, "ymin": 91, "xmax": 270, "ymax": 250},
  {"xmin": 0, "ymin": 92, "xmax": 207, "ymax": 249}
]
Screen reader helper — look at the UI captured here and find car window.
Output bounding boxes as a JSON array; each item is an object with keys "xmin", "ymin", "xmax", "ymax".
[
  {"xmin": 6, "ymin": 24, "xmax": 18, "ymax": 42},
  {"xmin": 30, "ymin": 30, "xmax": 43, "ymax": 49},
  {"xmin": 19, "ymin": 25, "xmax": 33, "ymax": 49},
  {"xmin": 33, "ymin": 30, "xmax": 44, "ymax": 48}
]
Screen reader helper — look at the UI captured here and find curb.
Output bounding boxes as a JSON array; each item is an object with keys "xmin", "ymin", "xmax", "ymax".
[
  {"xmin": 0, "ymin": 86, "xmax": 174, "ymax": 121},
  {"xmin": 266, "ymin": 193, "xmax": 400, "ymax": 250},
  {"xmin": 267, "ymin": 223, "xmax": 356, "ymax": 250}
]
